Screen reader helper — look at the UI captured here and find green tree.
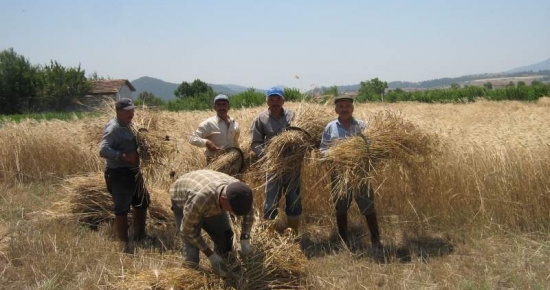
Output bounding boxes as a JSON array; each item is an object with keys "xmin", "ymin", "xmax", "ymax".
[
  {"xmin": 323, "ymin": 85, "xmax": 338, "ymax": 97},
  {"xmin": 283, "ymin": 88, "xmax": 303, "ymax": 101},
  {"xmin": 40, "ymin": 61, "xmax": 92, "ymax": 111},
  {"xmin": 0, "ymin": 48, "xmax": 41, "ymax": 114},
  {"xmin": 483, "ymin": 82, "xmax": 493, "ymax": 90},
  {"xmin": 174, "ymin": 79, "xmax": 214, "ymax": 98},
  {"xmin": 136, "ymin": 91, "xmax": 164, "ymax": 107},
  {"xmin": 358, "ymin": 78, "xmax": 388, "ymax": 102},
  {"xmin": 450, "ymin": 83, "xmax": 460, "ymax": 89},
  {"xmin": 230, "ymin": 88, "xmax": 265, "ymax": 108}
]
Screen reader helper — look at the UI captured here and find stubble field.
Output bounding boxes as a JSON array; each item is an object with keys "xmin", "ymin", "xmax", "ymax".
[{"xmin": 1, "ymin": 99, "xmax": 549, "ymax": 289}]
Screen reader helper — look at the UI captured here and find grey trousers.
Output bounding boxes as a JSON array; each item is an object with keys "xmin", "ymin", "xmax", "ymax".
[{"xmin": 171, "ymin": 201, "xmax": 234, "ymax": 267}]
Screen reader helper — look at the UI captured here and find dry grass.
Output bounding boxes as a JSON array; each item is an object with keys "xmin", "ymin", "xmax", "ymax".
[
  {"xmin": 47, "ymin": 172, "xmax": 173, "ymax": 229},
  {"xmin": 1, "ymin": 100, "xmax": 550, "ymax": 289}
]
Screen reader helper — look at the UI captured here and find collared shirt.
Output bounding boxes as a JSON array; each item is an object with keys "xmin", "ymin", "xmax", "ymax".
[
  {"xmin": 169, "ymin": 170, "xmax": 254, "ymax": 251},
  {"xmin": 189, "ymin": 115, "xmax": 240, "ymax": 158},
  {"xmin": 319, "ymin": 118, "xmax": 367, "ymax": 154},
  {"xmin": 99, "ymin": 117, "xmax": 138, "ymax": 168},
  {"xmin": 250, "ymin": 109, "xmax": 295, "ymax": 157}
]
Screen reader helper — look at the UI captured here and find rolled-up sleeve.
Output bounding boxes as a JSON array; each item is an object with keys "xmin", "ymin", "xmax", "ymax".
[{"xmin": 189, "ymin": 122, "xmax": 210, "ymax": 147}]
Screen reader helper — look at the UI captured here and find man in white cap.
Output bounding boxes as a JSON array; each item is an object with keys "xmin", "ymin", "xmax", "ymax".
[
  {"xmin": 99, "ymin": 98, "xmax": 150, "ymax": 253},
  {"xmin": 189, "ymin": 94, "xmax": 240, "ymax": 164}
]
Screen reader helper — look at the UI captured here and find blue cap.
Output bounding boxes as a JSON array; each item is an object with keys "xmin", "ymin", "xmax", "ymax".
[
  {"xmin": 213, "ymin": 94, "xmax": 229, "ymax": 103},
  {"xmin": 265, "ymin": 87, "xmax": 284, "ymax": 100}
]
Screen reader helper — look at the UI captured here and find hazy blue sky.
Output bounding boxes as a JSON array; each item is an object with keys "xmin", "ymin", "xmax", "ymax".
[{"xmin": 1, "ymin": 0, "xmax": 549, "ymax": 91}]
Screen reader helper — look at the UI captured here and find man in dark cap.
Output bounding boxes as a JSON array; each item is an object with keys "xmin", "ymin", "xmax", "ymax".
[
  {"xmin": 99, "ymin": 98, "xmax": 150, "ymax": 253},
  {"xmin": 170, "ymin": 169, "xmax": 254, "ymax": 276},
  {"xmin": 319, "ymin": 95, "xmax": 382, "ymax": 251}
]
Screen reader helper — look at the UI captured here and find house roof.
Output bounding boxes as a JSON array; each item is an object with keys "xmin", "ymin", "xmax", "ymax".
[{"xmin": 90, "ymin": 79, "xmax": 135, "ymax": 94}]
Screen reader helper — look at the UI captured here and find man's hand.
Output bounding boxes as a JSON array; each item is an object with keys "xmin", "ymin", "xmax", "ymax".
[
  {"xmin": 239, "ymin": 239, "xmax": 253, "ymax": 258},
  {"xmin": 205, "ymin": 140, "xmax": 220, "ymax": 152},
  {"xmin": 120, "ymin": 151, "xmax": 139, "ymax": 167},
  {"xmin": 208, "ymin": 253, "xmax": 227, "ymax": 276}
]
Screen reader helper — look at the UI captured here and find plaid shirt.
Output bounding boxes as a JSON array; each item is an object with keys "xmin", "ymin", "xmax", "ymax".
[{"xmin": 170, "ymin": 170, "xmax": 254, "ymax": 251}]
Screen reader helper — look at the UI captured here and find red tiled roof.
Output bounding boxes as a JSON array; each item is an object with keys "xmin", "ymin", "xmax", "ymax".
[{"xmin": 89, "ymin": 79, "xmax": 135, "ymax": 94}]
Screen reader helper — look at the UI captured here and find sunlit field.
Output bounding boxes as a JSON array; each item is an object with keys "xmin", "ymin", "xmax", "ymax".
[{"xmin": 1, "ymin": 99, "xmax": 549, "ymax": 289}]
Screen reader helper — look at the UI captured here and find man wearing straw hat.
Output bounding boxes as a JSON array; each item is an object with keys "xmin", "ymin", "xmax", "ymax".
[
  {"xmin": 319, "ymin": 95, "xmax": 382, "ymax": 250},
  {"xmin": 170, "ymin": 169, "xmax": 254, "ymax": 276},
  {"xmin": 99, "ymin": 98, "xmax": 150, "ymax": 253},
  {"xmin": 250, "ymin": 86, "xmax": 302, "ymax": 234},
  {"xmin": 189, "ymin": 94, "xmax": 240, "ymax": 164}
]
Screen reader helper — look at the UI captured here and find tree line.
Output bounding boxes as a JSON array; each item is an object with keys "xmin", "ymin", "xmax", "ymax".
[
  {"xmin": 2, "ymin": 48, "xmax": 549, "ymax": 115},
  {"xmin": 0, "ymin": 48, "xmax": 91, "ymax": 114},
  {"xmin": 355, "ymin": 78, "xmax": 549, "ymax": 103},
  {"xmin": 135, "ymin": 79, "xmax": 304, "ymax": 111}
]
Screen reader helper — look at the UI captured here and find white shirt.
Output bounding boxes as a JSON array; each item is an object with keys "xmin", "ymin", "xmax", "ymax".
[{"xmin": 189, "ymin": 115, "xmax": 240, "ymax": 157}]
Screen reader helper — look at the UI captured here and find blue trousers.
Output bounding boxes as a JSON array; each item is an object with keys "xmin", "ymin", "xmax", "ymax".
[{"xmin": 263, "ymin": 173, "xmax": 302, "ymax": 220}]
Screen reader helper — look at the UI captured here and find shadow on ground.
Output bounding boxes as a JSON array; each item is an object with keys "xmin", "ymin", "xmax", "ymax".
[{"xmin": 299, "ymin": 224, "xmax": 455, "ymax": 263}]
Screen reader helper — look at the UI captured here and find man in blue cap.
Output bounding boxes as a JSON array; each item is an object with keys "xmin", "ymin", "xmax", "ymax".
[
  {"xmin": 189, "ymin": 94, "xmax": 240, "ymax": 164},
  {"xmin": 250, "ymin": 86, "xmax": 301, "ymax": 233}
]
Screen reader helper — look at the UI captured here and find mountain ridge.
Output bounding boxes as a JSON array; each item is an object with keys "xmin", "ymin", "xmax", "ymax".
[{"xmin": 131, "ymin": 58, "xmax": 550, "ymax": 98}]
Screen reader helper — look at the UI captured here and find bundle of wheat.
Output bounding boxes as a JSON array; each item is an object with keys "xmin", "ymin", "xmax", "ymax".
[
  {"xmin": 322, "ymin": 110, "xmax": 438, "ymax": 197},
  {"xmin": 221, "ymin": 221, "xmax": 308, "ymax": 290},
  {"xmin": 132, "ymin": 114, "xmax": 178, "ymax": 179},
  {"xmin": 117, "ymin": 267, "xmax": 222, "ymax": 290},
  {"xmin": 50, "ymin": 172, "xmax": 172, "ymax": 228},
  {"xmin": 253, "ymin": 103, "xmax": 332, "ymax": 181},
  {"xmin": 291, "ymin": 103, "xmax": 332, "ymax": 147},
  {"xmin": 114, "ymin": 221, "xmax": 308, "ymax": 290},
  {"xmin": 207, "ymin": 147, "xmax": 245, "ymax": 177}
]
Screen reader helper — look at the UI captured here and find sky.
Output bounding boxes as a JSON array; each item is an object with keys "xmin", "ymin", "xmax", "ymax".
[{"xmin": 1, "ymin": 0, "xmax": 549, "ymax": 91}]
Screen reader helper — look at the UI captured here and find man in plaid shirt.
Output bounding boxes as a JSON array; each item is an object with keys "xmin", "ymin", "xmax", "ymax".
[{"xmin": 170, "ymin": 169, "xmax": 254, "ymax": 275}]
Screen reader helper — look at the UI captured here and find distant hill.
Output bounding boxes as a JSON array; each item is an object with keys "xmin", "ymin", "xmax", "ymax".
[
  {"xmin": 307, "ymin": 58, "xmax": 547, "ymax": 94},
  {"xmin": 132, "ymin": 77, "xmax": 178, "ymax": 100},
  {"xmin": 507, "ymin": 58, "xmax": 550, "ymax": 74},
  {"xmin": 131, "ymin": 77, "xmax": 260, "ymax": 100}
]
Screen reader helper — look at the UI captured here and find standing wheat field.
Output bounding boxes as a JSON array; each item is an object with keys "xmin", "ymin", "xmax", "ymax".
[{"xmin": 1, "ymin": 99, "xmax": 549, "ymax": 289}]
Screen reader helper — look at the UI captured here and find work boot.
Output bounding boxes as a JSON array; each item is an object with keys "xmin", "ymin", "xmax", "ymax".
[
  {"xmin": 115, "ymin": 215, "xmax": 131, "ymax": 253},
  {"xmin": 132, "ymin": 208, "xmax": 147, "ymax": 242},
  {"xmin": 336, "ymin": 214, "xmax": 348, "ymax": 243},
  {"xmin": 287, "ymin": 216, "xmax": 300, "ymax": 235}
]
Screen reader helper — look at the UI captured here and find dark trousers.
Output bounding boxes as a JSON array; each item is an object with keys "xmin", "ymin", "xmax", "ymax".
[
  {"xmin": 171, "ymin": 201, "xmax": 234, "ymax": 267},
  {"xmin": 105, "ymin": 167, "xmax": 150, "ymax": 216}
]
